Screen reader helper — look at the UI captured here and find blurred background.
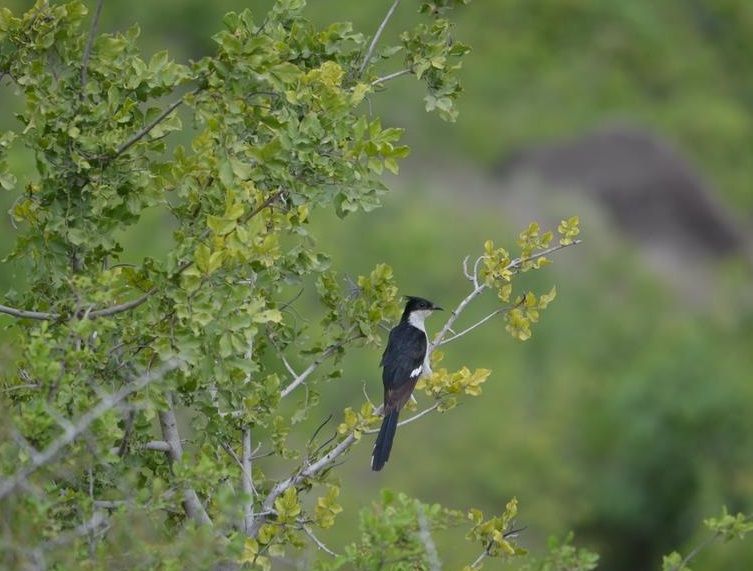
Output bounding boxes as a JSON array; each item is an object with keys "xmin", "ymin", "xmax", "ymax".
[{"xmin": 2, "ymin": 1, "xmax": 753, "ymax": 569}]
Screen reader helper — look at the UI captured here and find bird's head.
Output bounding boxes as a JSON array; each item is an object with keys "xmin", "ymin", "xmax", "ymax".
[{"xmin": 401, "ymin": 296, "xmax": 443, "ymax": 326}]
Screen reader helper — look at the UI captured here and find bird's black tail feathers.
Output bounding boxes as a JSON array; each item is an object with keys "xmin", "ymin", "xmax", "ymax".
[{"xmin": 371, "ymin": 409, "xmax": 399, "ymax": 471}]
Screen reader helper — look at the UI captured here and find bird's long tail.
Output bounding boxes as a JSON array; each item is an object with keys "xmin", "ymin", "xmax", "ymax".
[{"xmin": 371, "ymin": 409, "xmax": 399, "ymax": 471}]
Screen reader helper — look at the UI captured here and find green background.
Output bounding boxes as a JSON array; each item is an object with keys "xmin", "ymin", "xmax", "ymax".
[{"xmin": 2, "ymin": 1, "xmax": 753, "ymax": 569}]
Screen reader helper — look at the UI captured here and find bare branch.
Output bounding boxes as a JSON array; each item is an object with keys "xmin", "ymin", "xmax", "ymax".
[
  {"xmin": 0, "ymin": 288, "xmax": 154, "ymax": 322},
  {"xmin": 0, "ymin": 304, "xmax": 57, "ymax": 321},
  {"xmin": 80, "ymin": 0, "xmax": 104, "ymax": 90},
  {"xmin": 0, "ymin": 359, "xmax": 181, "ymax": 501},
  {"xmin": 431, "ymin": 239, "xmax": 582, "ymax": 352},
  {"xmin": 301, "ymin": 523, "xmax": 338, "ymax": 557},
  {"xmin": 506, "ymin": 239, "xmax": 582, "ymax": 273},
  {"xmin": 144, "ymin": 440, "xmax": 172, "ymax": 452},
  {"xmin": 370, "ymin": 68, "xmax": 411, "ymax": 86},
  {"xmin": 364, "ymin": 402, "xmax": 439, "ymax": 435},
  {"xmin": 438, "ymin": 308, "xmax": 507, "ymax": 346},
  {"xmin": 469, "ymin": 543, "xmax": 491, "ymax": 570},
  {"xmin": 358, "ymin": 0, "xmax": 402, "ymax": 76},
  {"xmin": 430, "ymin": 283, "xmax": 485, "ymax": 352},
  {"xmin": 242, "ymin": 428, "xmax": 255, "ymax": 533},
  {"xmin": 462, "ymin": 255, "xmax": 473, "ymax": 283},
  {"xmin": 279, "ymin": 353, "xmax": 299, "ymax": 379},
  {"xmin": 248, "ymin": 422, "xmax": 369, "ymax": 538},
  {"xmin": 280, "ymin": 345, "xmax": 338, "ymax": 399},
  {"xmin": 158, "ymin": 393, "xmax": 213, "ymax": 526}
]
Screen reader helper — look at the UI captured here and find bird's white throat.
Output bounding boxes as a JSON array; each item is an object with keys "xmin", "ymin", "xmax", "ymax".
[{"xmin": 408, "ymin": 309, "xmax": 432, "ymax": 332}]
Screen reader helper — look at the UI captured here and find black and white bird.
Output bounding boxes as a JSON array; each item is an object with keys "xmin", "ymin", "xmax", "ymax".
[{"xmin": 371, "ymin": 296, "xmax": 443, "ymax": 471}]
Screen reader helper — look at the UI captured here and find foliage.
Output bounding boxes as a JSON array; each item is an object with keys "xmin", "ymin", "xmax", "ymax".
[
  {"xmin": 521, "ymin": 533, "xmax": 599, "ymax": 571},
  {"xmin": 662, "ymin": 508, "xmax": 753, "ymax": 571},
  {"xmin": 0, "ymin": 1, "xmax": 589, "ymax": 569}
]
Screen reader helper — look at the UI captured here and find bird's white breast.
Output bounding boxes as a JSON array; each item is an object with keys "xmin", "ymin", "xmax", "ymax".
[{"xmin": 407, "ymin": 310, "xmax": 433, "ymax": 377}]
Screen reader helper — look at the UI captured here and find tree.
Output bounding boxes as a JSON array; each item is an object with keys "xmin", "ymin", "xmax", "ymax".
[{"xmin": 9, "ymin": 0, "xmax": 725, "ymax": 569}]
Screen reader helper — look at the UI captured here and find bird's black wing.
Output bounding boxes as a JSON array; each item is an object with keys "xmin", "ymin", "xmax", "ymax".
[{"xmin": 380, "ymin": 322, "xmax": 427, "ymax": 411}]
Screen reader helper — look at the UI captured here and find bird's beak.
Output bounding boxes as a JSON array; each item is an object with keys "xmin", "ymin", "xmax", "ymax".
[{"xmin": 433, "ymin": 305, "xmax": 444, "ymax": 311}]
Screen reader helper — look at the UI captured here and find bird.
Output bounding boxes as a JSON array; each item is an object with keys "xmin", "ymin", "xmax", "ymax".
[{"xmin": 371, "ymin": 295, "xmax": 443, "ymax": 471}]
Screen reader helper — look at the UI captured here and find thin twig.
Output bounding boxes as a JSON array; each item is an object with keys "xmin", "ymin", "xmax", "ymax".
[
  {"xmin": 431, "ymin": 239, "xmax": 582, "ymax": 352},
  {"xmin": 280, "ymin": 345, "xmax": 337, "ymax": 399},
  {"xmin": 363, "ymin": 403, "xmax": 439, "ymax": 435},
  {"xmin": 80, "ymin": 0, "xmax": 104, "ymax": 90},
  {"xmin": 113, "ymin": 88, "xmax": 200, "ymax": 158},
  {"xmin": 370, "ymin": 68, "xmax": 411, "ymax": 86},
  {"xmin": 671, "ymin": 532, "xmax": 721, "ymax": 571},
  {"xmin": 469, "ymin": 543, "xmax": 491, "ymax": 569},
  {"xmin": 438, "ymin": 308, "xmax": 507, "ymax": 346},
  {"xmin": 506, "ymin": 240, "xmax": 582, "ymax": 273},
  {"xmin": 301, "ymin": 524, "xmax": 338, "ymax": 557},
  {"xmin": 87, "ymin": 288, "xmax": 155, "ymax": 318},
  {"xmin": 279, "ymin": 354, "xmax": 299, "ymax": 378},
  {"xmin": 307, "ymin": 415, "xmax": 334, "ymax": 451},
  {"xmin": 358, "ymin": 0, "xmax": 402, "ymax": 76},
  {"xmin": 0, "ymin": 360, "xmax": 181, "ymax": 501},
  {"xmin": 430, "ymin": 284, "xmax": 485, "ymax": 352}
]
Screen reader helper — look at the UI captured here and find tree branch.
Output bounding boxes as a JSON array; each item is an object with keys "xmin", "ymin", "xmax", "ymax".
[
  {"xmin": 80, "ymin": 0, "xmax": 104, "ymax": 90},
  {"xmin": 301, "ymin": 523, "xmax": 338, "ymax": 557},
  {"xmin": 0, "ymin": 359, "xmax": 181, "ymax": 501},
  {"xmin": 113, "ymin": 87, "xmax": 200, "ymax": 158},
  {"xmin": 506, "ymin": 240, "xmax": 582, "ymax": 273},
  {"xmin": 469, "ymin": 543, "xmax": 491, "ymax": 570},
  {"xmin": 417, "ymin": 505, "xmax": 442, "ymax": 571},
  {"xmin": 86, "ymin": 288, "xmax": 155, "ymax": 318},
  {"xmin": 430, "ymin": 283, "xmax": 485, "ymax": 351},
  {"xmin": 280, "ymin": 344, "xmax": 338, "ymax": 399},
  {"xmin": 144, "ymin": 440, "xmax": 172, "ymax": 451},
  {"xmin": 370, "ymin": 68, "xmax": 411, "ymax": 86},
  {"xmin": 248, "ymin": 425, "xmax": 366, "ymax": 538},
  {"xmin": 248, "ymin": 239, "xmax": 582, "ymax": 539},
  {"xmin": 363, "ymin": 402, "xmax": 438, "ymax": 435},
  {"xmin": 358, "ymin": 0, "xmax": 402, "ymax": 76},
  {"xmin": 438, "ymin": 307, "xmax": 507, "ymax": 346},
  {"xmin": 0, "ymin": 304, "xmax": 57, "ymax": 321},
  {"xmin": 158, "ymin": 393, "xmax": 213, "ymax": 526},
  {"xmin": 430, "ymin": 239, "xmax": 582, "ymax": 352},
  {"xmin": 0, "ymin": 288, "xmax": 155, "ymax": 322},
  {"xmin": 669, "ymin": 532, "xmax": 722, "ymax": 571},
  {"xmin": 242, "ymin": 428, "xmax": 255, "ymax": 534}
]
